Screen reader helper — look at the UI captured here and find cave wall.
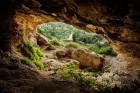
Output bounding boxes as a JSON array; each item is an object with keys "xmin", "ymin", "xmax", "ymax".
[
  {"xmin": 0, "ymin": 0, "xmax": 22, "ymax": 51},
  {"xmin": 31, "ymin": 0, "xmax": 140, "ymax": 59},
  {"xmin": 0, "ymin": 0, "xmax": 140, "ymax": 60}
]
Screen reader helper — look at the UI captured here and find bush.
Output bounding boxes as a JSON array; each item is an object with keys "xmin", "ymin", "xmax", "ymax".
[
  {"xmin": 87, "ymin": 42, "xmax": 117, "ymax": 56},
  {"xmin": 73, "ymin": 30, "xmax": 103, "ymax": 44},
  {"xmin": 37, "ymin": 22, "xmax": 74, "ymax": 40},
  {"xmin": 52, "ymin": 61, "xmax": 98, "ymax": 89},
  {"xmin": 37, "ymin": 22, "xmax": 117, "ymax": 56},
  {"xmin": 22, "ymin": 41, "xmax": 44, "ymax": 70},
  {"xmin": 51, "ymin": 60, "xmax": 112, "ymax": 92}
]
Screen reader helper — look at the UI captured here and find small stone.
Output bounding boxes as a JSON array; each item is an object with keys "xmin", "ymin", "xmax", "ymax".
[
  {"xmin": 36, "ymin": 33, "xmax": 48, "ymax": 46},
  {"xmin": 55, "ymin": 49, "xmax": 67, "ymax": 58}
]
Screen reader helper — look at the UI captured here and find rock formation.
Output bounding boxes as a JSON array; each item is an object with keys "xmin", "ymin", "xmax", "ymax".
[{"xmin": 0, "ymin": 0, "xmax": 139, "ymax": 92}]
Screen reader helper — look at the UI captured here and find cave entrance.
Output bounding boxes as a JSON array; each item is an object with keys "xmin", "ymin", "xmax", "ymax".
[{"xmin": 37, "ymin": 22, "xmax": 117, "ymax": 56}]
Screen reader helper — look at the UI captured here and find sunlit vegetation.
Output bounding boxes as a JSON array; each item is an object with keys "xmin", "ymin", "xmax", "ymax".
[
  {"xmin": 37, "ymin": 22, "xmax": 74, "ymax": 40},
  {"xmin": 73, "ymin": 30, "xmax": 103, "ymax": 44},
  {"xmin": 37, "ymin": 22, "xmax": 117, "ymax": 56},
  {"xmin": 21, "ymin": 41, "xmax": 44, "ymax": 70},
  {"xmin": 51, "ymin": 61, "xmax": 112, "ymax": 92},
  {"xmin": 48, "ymin": 38, "xmax": 64, "ymax": 47},
  {"xmin": 85, "ymin": 43, "xmax": 117, "ymax": 56},
  {"xmin": 36, "ymin": 22, "xmax": 115, "ymax": 91},
  {"xmin": 65, "ymin": 42, "xmax": 80, "ymax": 49}
]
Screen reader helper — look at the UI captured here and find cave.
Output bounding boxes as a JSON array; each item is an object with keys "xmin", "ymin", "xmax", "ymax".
[{"xmin": 0, "ymin": 0, "xmax": 139, "ymax": 93}]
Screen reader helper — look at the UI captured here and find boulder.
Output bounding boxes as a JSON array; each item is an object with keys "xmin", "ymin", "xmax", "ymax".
[
  {"xmin": 70, "ymin": 49, "xmax": 105, "ymax": 70},
  {"xmin": 55, "ymin": 48, "xmax": 104, "ymax": 70},
  {"xmin": 36, "ymin": 33, "xmax": 55, "ymax": 50},
  {"xmin": 86, "ymin": 24, "xmax": 104, "ymax": 34},
  {"xmin": 36, "ymin": 33, "xmax": 48, "ymax": 46},
  {"xmin": 55, "ymin": 49, "xmax": 67, "ymax": 58}
]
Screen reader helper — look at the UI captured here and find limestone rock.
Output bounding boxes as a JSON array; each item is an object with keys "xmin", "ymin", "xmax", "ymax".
[
  {"xmin": 55, "ymin": 48, "xmax": 104, "ymax": 70},
  {"xmin": 36, "ymin": 33, "xmax": 55, "ymax": 50},
  {"xmin": 36, "ymin": 33, "xmax": 48, "ymax": 46},
  {"xmin": 55, "ymin": 49, "xmax": 67, "ymax": 58},
  {"xmin": 70, "ymin": 49, "xmax": 104, "ymax": 70}
]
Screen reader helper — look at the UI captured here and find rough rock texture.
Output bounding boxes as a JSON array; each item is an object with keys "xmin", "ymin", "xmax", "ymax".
[
  {"xmin": 34, "ymin": 0, "xmax": 140, "ymax": 59},
  {"xmin": 21, "ymin": 0, "xmax": 140, "ymax": 92},
  {"xmin": 0, "ymin": 51, "xmax": 83, "ymax": 93},
  {"xmin": 0, "ymin": 0, "xmax": 140, "ymax": 93},
  {"xmin": 55, "ymin": 48, "xmax": 104, "ymax": 70},
  {"xmin": 0, "ymin": 0, "xmax": 22, "ymax": 50},
  {"xmin": 21, "ymin": 0, "xmax": 140, "ymax": 84},
  {"xmin": 1, "ymin": 0, "xmax": 139, "ymax": 60},
  {"xmin": 55, "ymin": 49, "xmax": 67, "ymax": 58},
  {"xmin": 70, "ymin": 49, "xmax": 104, "ymax": 70}
]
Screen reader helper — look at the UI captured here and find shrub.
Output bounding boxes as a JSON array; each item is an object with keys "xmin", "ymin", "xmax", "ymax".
[
  {"xmin": 51, "ymin": 60, "xmax": 112, "ymax": 92},
  {"xmin": 22, "ymin": 41, "xmax": 44, "ymax": 70},
  {"xmin": 87, "ymin": 43, "xmax": 117, "ymax": 56},
  {"xmin": 98, "ymin": 81, "xmax": 112, "ymax": 92},
  {"xmin": 37, "ymin": 22, "xmax": 74, "ymax": 40},
  {"xmin": 37, "ymin": 22, "xmax": 117, "ymax": 56},
  {"xmin": 73, "ymin": 30, "xmax": 103, "ymax": 44}
]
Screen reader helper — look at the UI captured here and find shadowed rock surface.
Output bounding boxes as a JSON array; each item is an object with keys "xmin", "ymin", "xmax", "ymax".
[{"xmin": 0, "ymin": 0, "xmax": 139, "ymax": 93}]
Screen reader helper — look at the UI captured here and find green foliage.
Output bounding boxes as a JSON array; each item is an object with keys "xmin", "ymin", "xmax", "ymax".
[
  {"xmin": 51, "ymin": 60, "xmax": 112, "ymax": 92},
  {"xmin": 61, "ymin": 70, "xmax": 72, "ymax": 78},
  {"xmin": 48, "ymin": 38, "xmax": 63, "ymax": 46},
  {"xmin": 52, "ymin": 61, "xmax": 96, "ymax": 86},
  {"xmin": 21, "ymin": 57, "xmax": 33, "ymax": 66},
  {"xmin": 37, "ymin": 22, "xmax": 74, "ymax": 40},
  {"xmin": 98, "ymin": 81, "xmax": 112, "ymax": 92},
  {"xmin": 73, "ymin": 30, "xmax": 103, "ymax": 44},
  {"xmin": 66, "ymin": 61, "xmax": 79, "ymax": 69},
  {"xmin": 34, "ymin": 60, "xmax": 44, "ymax": 70},
  {"xmin": 59, "ymin": 67, "xmax": 97, "ymax": 87},
  {"xmin": 65, "ymin": 42, "xmax": 80, "ymax": 48},
  {"xmin": 86, "ymin": 42, "xmax": 117, "ymax": 56},
  {"xmin": 22, "ymin": 41, "xmax": 44, "ymax": 70},
  {"xmin": 37, "ymin": 22, "xmax": 117, "ymax": 56},
  {"xmin": 71, "ymin": 71, "xmax": 97, "ymax": 86}
]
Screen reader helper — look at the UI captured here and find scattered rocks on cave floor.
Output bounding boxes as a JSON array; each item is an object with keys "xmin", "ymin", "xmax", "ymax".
[
  {"xmin": 38, "ymin": 47, "xmax": 140, "ymax": 93},
  {"xmin": 0, "ymin": 47, "xmax": 139, "ymax": 93},
  {"xmin": 38, "ymin": 45, "xmax": 120, "ymax": 88}
]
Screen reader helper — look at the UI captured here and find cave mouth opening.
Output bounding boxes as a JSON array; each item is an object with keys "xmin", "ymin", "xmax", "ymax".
[{"xmin": 36, "ymin": 22, "xmax": 117, "ymax": 56}]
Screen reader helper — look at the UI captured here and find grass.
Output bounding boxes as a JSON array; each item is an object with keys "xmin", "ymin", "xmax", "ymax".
[{"xmin": 22, "ymin": 41, "xmax": 44, "ymax": 70}]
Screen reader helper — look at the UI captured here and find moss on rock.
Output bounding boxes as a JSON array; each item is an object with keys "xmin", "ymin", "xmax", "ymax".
[{"xmin": 22, "ymin": 41, "xmax": 44, "ymax": 70}]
